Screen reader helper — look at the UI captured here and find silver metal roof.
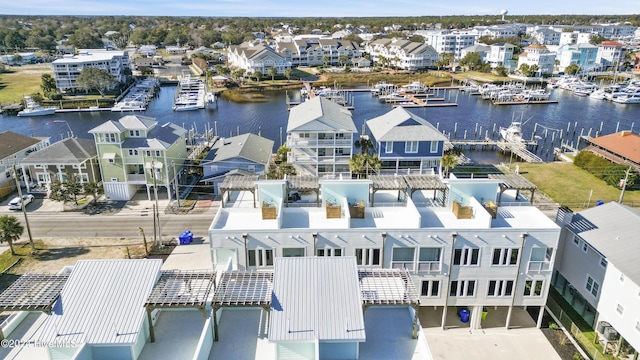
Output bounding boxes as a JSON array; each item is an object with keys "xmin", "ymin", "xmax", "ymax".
[
  {"xmin": 366, "ymin": 107, "xmax": 447, "ymax": 142},
  {"xmin": 204, "ymin": 133, "xmax": 274, "ymax": 165},
  {"xmin": 286, "ymin": 97, "xmax": 357, "ymax": 133},
  {"xmin": 37, "ymin": 259, "xmax": 163, "ymax": 345},
  {"xmin": 269, "ymin": 257, "xmax": 365, "ymax": 342},
  {"xmin": 567, "ymin": 202, "xmax": 640, "ymax": 285}
]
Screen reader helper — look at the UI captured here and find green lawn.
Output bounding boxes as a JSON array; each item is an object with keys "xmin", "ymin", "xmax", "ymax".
[
  {"xmin": 0, "ymin": 241, "xmax": 44, "ymax": 273},
  {"xmin": 515, "ymin": 162, "xmax": 640, "ymax": 209},
  {"xmin": 0, "ymin": 69, "xmax": 46, "ymax": 104}
]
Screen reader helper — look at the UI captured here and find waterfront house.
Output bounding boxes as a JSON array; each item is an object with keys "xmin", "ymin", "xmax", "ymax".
[
  {"xmin": 596, "ymin": 41, "xmax": 626, "ymax": 71},
  {"xmin": 200, "ymin": 133, "xmax": 274, "ymax": 194},
  {"xmin": 20, "ymin": 138, "xmax": 99, "ymax": 193},
  {"xmin": 584, "ymin": 131, "xmax": 640, "ymax": 173},
  {"xmin": 286, "ymin": 97, "xmax": 357, "ymax": 178},
  {"xmin": 0, "ymin": 131, "xmax": 50, "ymax": 198},
  {"xmin": 89, "ymin": 115, "xmax": 187, "ymax": 201},
  {"xmin": 553, "ymin": 203, "xmax": 640, "ymax": 356},
  {"xmin": 52, "ymin": 49, "xmax": 130, "ymax": 93},
  {"xmin": 414, "ymin": 30, "xmax": 479, "ymax": 60},
  {"xmin": 517, "ymin": 44, "xmax": 555, "ymax": 76},
  {"xmin": 276, "ymin": 38, "xmax": 362, "ymax": 68},
  {"xmin": 366, "ymin": 107, "xmax": 447, "ymax": 176},
  {"xmin": 208, "ymin": 175, "xmax": 560, "ymax": 334},
  {"xmin": 227, "ymin": 42, "xmax": 291, "ymax": 76},
  {"xmin": 557, "ymin": 43, "xmax": 599, "ymax": 73}
]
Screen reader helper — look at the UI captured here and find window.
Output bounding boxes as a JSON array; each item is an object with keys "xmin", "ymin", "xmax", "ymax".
[
  {"xmin": 585, "ymin": 275, "xmax": 600, "ymax": 297},
  {"xmin": 34, "ymin": 164, "xmax": 44, "ymax": 169},
  {"xmin": 111, "ymin": 178, "xmax": 118, "ymax": 182},
  {"xmin": 317, "ymin": 248, "xmax": 342, "ymax": 257},
  {"xmin": 391, "ymin": 247, "xmax": 415, "ymax": 270},
  {"xmin": 492, "ymin": 248, "xmax": 519, "ymax": 266},
  {"xmin": 146, "ymin": 151, "xmax": 152, "ymax": 157},
  {"xmin": 129, "ymin": 130, "xmax": 140, "ymax": 137},
  {"xmin": 405, "ymin": 141, "xmax": 418, "ymax": 153},
  {"xmin": 572, "ymin": 235, "xmax": 580, "ymax": 246},
  {"xmin": 529, "ymin": 247, "xmax": 553, "ymax": 272},
  {"xmin": 616, "ymin": 304, "xmax": 624, "ymax": 315},
  {"xmin": 619, "ymin": 274, "xmax": 625, "ymax": 283},
  {"xmin": 247, "ymin": 165, "xmax": 256, "ymax": 172},
  {"xmin": 128, "ymin": 149, "xmax": 139, "ymax": 156},
  {"xmin": 155, "ymin": 150, "xmax": 161, "ymax": 157},
  {"xmin": 524, "ymin": 280, "xmax": 543, "ymax": 296},
  {"xmin": 355, "ymin": 248, "xmax": 381, "ymax": 266},
  {"xmin": 430, "ymin": 141, "xmax": 438, "ymax": 153},
  {"xmin": 449, "ymin": 280, "xmax": 476, "ymax": 297},
  {"xmin": 600, "ymin": 257, "xmax": 607, "ymax": 269},
  {"xmin": 582, "ymin": 243, "xmax": 588, "ymax": 253},
  {"xmin": 210, "ymin": 165, "xmax": 218, "ymax": 172},
  {"xmin": 418, "ymin": 247, "xmax": 442, "ymax": 272},
  {"xmin": 487, "ymin": 280, "xmax": 514, "ymax": 297},
  {"xmin": 108, "ymin": 158, "xmax": 115, "ymax": 164},
  {"xmin": 453, "ymin": 248, "xmax": 479, "ymax": 266},
  {"xmin": 247, "ymin": 249, "xmax": 273, "ymax": 267},
  {"xmin": 385, "ymin": 142, "xmax": 393, "ymax": 153},
  {"xmin": 421, "ymin": 280, "xmax": 441, "ymax": 297},
  {"xmin": 282, "ymin": 248, "xmax": 305, "ymax": 257}
]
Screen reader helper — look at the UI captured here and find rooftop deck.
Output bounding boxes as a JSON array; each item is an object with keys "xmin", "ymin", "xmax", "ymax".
[{"xmin": 139, "ymin": 310, "xmax": 205, "ymax": 360}]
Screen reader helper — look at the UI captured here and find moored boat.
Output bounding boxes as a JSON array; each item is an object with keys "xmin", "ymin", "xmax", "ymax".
[{"xmin": 17, "ymin": 96, "xmax": 57, "ymax": 117}]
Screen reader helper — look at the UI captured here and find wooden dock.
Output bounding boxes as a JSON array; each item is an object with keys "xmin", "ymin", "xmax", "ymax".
[
  {"xmin": 448, "ymin": 139, "xmax": 542, "ymax": 163},
  {"xmin": 493, "ymin": 99, "xmax": 559, "ymax": 106}
]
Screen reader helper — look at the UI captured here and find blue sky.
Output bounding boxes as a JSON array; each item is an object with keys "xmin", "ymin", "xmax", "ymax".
[{"xmin": 2, "ymin": 0, "xmax": 638, "ymax": 17}]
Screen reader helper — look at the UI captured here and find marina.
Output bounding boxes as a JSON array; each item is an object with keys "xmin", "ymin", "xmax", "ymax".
[{"xmin": 2, "ymin": 85, "xmax": 639, "ymax": 165}]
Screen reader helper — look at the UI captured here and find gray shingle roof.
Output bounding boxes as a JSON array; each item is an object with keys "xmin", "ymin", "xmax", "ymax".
[
  {"xmin": 204, "ymin": 133, "xmax": 274, "ymax": 164},
  {"xmin": 21, "ymin": 138, "xmax": 96, "ymax": 164},
  {"xmin": 0, "ymin": 131, "xmax": 42, "ymax": 159},
  {"xmin": 121, "ymin": 122, "xmax": 186, "ymax": 150},
  {"xmin": 287, "ymin": 97, "xmax": 357, "ymax": 133},
  {"xmin": 567, "ymin": 202, "xmax": 640, "ymax": 285},
  {"xmin": 269, "ymin": 257, "xmax": 365, "ymax": 342},
  {"xmin": 89, "ymin": 120, "xmax": 125, "ymax": 133},
  {"xmin": 118, "ymin": 114, "xmax": 157, "ymax": 130},
  {"xmin": 366, "ymin": 107, "xmax": 447, "ymax": 142},
  {"xmin": 37, "ymin": 259, "xmax": 163, "ymax": 345}
]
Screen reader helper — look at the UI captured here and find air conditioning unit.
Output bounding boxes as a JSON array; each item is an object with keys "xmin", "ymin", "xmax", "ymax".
[{"xmin": 603, "ymin": 326, "xmax": 619, "ymax": 341}]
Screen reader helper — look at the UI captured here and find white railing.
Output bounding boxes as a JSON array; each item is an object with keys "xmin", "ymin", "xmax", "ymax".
[
  {"xmin": 528, "ymin": 261, "xmax": 552, "ymax": 272},
  {"xmin": 391, "ymin": 261, "xmax": 414, "ymax": 271},
  {"xmin": 418, "ymin": 262, "xmax": 441, "ymax": 272},
  {"xmin": 127, "ymin": 174, "xmax": 146, "ymax": 182}
]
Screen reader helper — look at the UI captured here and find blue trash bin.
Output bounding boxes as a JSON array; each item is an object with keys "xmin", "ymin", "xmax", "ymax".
[{"xmin": 460, "ymin": 308, "xmax": 470, "ymax": 323}]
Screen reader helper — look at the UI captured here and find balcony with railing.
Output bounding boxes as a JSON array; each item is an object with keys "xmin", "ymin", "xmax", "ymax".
[
  {"xmin": 391, "ymin": 261, "xmax": 415, "ymax": 271},
  {"xmin": 417, "ymin": 261, "xmax": 441, "ymax": 273},
  {"xmin": 527, "ymin": 260, "xmax": 552, "ymax": 272}
]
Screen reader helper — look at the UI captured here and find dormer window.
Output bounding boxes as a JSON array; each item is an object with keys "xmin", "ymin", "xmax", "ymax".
[{"xmin": 129, "ymin": 130, "xmax": 141, "ymax": 137}]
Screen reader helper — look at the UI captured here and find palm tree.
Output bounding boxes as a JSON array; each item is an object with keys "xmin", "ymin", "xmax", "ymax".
[
  {"xmin": 284, "ymin": 69, "xmax": 293, "ymax": 81},
  {"xmin": 354, "ymin": 136, "xmax": 374, "ymax": 155},
  {"xmin": 441, "ymin": 154, "xmax": 458, "ymax": 178},
  {"xmin": 0, "ymin": 215, "xmax": 25, "ymax": 255},
  {"xmin": 268, "ymin": 66, "xmax": 277, "ymax": 81},
  {"xmin": 350, "ymin": 153, "xmax": 381, "ymax": 179}
]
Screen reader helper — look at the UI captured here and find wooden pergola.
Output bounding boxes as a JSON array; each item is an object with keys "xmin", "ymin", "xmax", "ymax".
[
  {"xmin": 358, "ymin": 269, "xmax": 420, "ymax": 339},
  {"xmin": 219, "ymin": 175, "xmax": 260, "ymax": 208},
  {"xmin": 403, "ymin": 175, "xmax": 448, "ymax": 206},
  {"xmin": 144, "ymin": 270, "xmax": 216, "ymax": 342},
  {"xmin": 285, "ymin": 175, "xmax": 320, "ymax": 207},
  {"xmin": 369, "ymin": 175, "xmax": 408, "ymax": 207},
  {"xmin": 0, "ymin": 273, "xmax": 69, "ymax": 340},
  {"xmin": 488, "ymin": 174, "xmax": 537, "ymax": 205},
  {"xmin": 211, "ymin": 270, "xmax": 274, "ymax": 341}
]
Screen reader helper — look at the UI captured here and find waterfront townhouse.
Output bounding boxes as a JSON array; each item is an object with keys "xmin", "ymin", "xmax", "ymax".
[
  {"xmin": 208, "ymin": 175, "xmax": 560, "ymax": 333},
  {"xmin": 276, "ymin": 37, "xmax": 362, "ymax": 68},
  {"xmin": 461, "ymin": 43, "xmax": 515, "ymax": 69},
  {"xmin": 0, "ymin": 131, "xmax": 49, "ymax": 198},
  {"xmin": 559, "ymin": 31, "xmax": 593, "ymax": 46},
  {"xmin": 416, "ymin": 30, "xmax": 479, "ymax": 60},
  {"xmin": 89, "ymin": 115, "xmax": 187, "ymax": 201},
  {"xmin": 366, "ymin": 107, "xmax": 447, "ymax": 176},
  {"xmin": 286, "ymin": 97, "xmax": 357, "ymax": 178},
  {"xmin": 596, "ymin": 41, "xmax": 626, "ymax": 71},
  {"xmin": 557, "ymin": 43, "xmax": 599, "ymax": 73},
  {"xmin": 227, "ymin": 42, "xmax": 291, "ymax": 76},
  {"xmin": 20, "ymin": 138, "xmax": 99, "ymax": 193},
  {"xmin": 553, "ymin": 203, "xmax": 639, "ymax": 357},
  {"xmin": 517, "ymin": 44, "xmax": 555, "ymax": 76},
  {"xmin": 526, "ymin": 26, "xmax": 562, "ymax": 46},
  {"xmin": 364, "ymin": 38, "xmax": 439, "ymax": 70},
  {"xmin": 52, "ymin": 49, "xmax": 130, "ymax": 93},
  {"xmin": 474, "ymin": 25, "xmax": 520, "ymax": 39},
  {"xmin": 200, "ymin": 133, "xmax": 274, "ymax": 194}
]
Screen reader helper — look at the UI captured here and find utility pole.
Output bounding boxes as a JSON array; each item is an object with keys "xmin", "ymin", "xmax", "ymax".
[
  {"xmin": 13, "ymin": 165, "xmax": 35, "ymax": 253},
  {"xmin": 172, "ymin": 160, "xmax": 180, "ymax": 208},
  {"xmin": 151, "ymin": 160, "xmax": 162, "ymax": 248},
  {"xmin": 618, "ymin": 166, "xmax": 633, "ymax": 204}
]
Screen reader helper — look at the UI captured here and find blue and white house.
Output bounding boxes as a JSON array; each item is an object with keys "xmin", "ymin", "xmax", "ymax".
[
  {"xmin": 200, "ymin": 133, "xmax": 274, "ymax": 194},
  {"xmin": 366, "ymin": 107, "xmax": 447, "ymax": 176}
]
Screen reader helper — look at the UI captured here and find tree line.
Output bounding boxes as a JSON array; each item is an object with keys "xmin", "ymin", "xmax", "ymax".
[{"xmin": 1, "ymin": 14, "xmax": 639, "ymax": 52}]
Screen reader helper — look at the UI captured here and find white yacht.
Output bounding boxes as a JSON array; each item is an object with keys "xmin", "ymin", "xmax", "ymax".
[
  {"xmin": 17, "ymin": 96, "xmax": 57, "ymax": 117},
  {"xmin": 612, "ymin": 94, "xmax": 640, "ymax": 104},
  {"xmin": 499, "ymin": 121, "xmax": 525, "ymax": 143}
]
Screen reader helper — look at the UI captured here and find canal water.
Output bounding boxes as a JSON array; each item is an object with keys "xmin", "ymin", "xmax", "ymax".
[{"xmin": 1, "ymin": 86, "xmax": 638, "ymax": 163}]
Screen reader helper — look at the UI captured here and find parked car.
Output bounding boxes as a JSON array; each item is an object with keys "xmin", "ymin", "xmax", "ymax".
[{"xmin": 8, "ymin": 194, "xmax": 34, "ymax": 210}]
